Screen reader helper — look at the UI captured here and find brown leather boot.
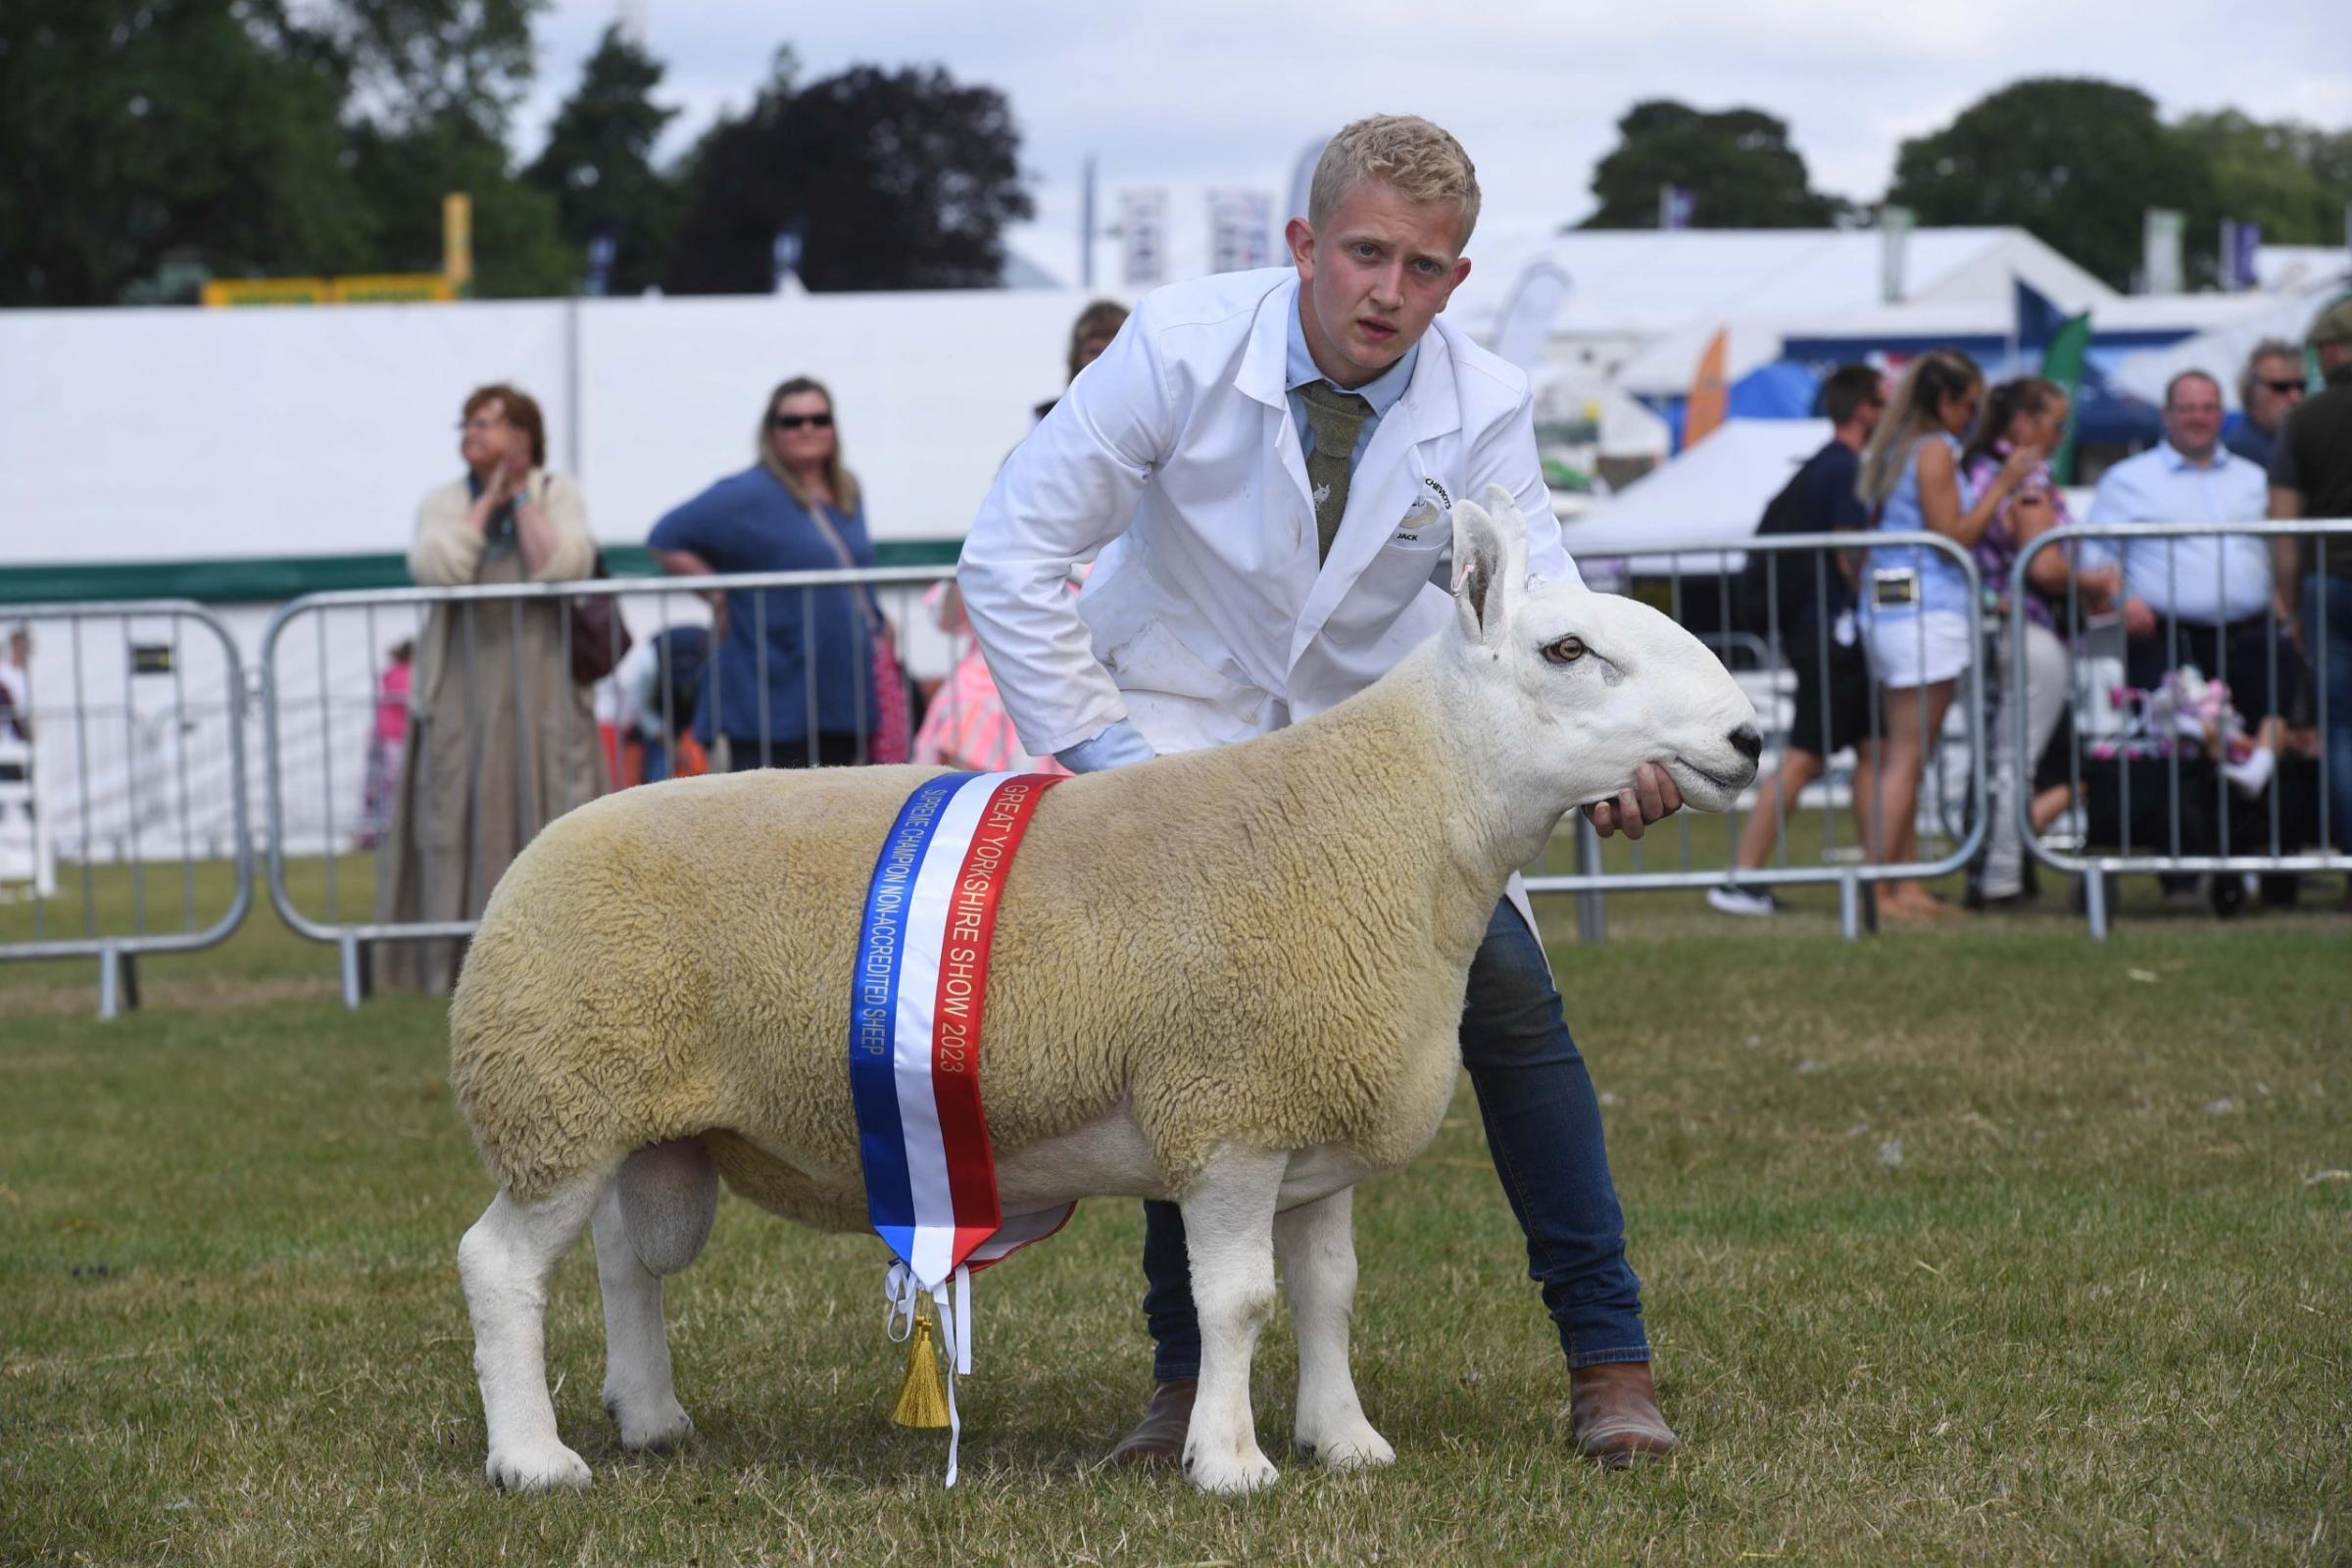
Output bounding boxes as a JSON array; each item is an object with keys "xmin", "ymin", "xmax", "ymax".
[
  {"xmin": 1105, "ymin": 1378, "xmax": 1197, "ymax": 1469},
  {"xmin": 1570, "ymin": 1360, "xmax": 1680, "ymax": 1467}
]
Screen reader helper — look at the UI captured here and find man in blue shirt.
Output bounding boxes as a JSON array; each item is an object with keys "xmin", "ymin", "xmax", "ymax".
[{"xmin": 2084, "ymin": 370, "xmax": 2290, "ymax": 720}]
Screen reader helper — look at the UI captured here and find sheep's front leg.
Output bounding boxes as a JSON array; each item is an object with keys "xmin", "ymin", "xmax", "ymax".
[
  {"xmin": 1178, "ymin": 1147, "xmax": 1287, "ymax": 1494},
  {"xmin": 458, "ymin": 1179, "xmax": 604, "ymax": 1492},
  {"xmin": 1276, "ymin": 1186, "xmax": 1394, "ymax": 1470},
  {"xmin": 591, "ymin": 1185, "xmax": 694, "ymax": 1453}
]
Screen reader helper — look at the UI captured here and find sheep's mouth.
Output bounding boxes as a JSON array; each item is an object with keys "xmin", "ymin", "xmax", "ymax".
[{"xmin": 1668, "ymin": 754, "xmax": 1754, "ymax": 806}]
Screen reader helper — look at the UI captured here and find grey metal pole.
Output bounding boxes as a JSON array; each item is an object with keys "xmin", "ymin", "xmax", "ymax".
[{"xmin": 1573, "ymin": 817, "xmax": 1607, "ymax": 944}]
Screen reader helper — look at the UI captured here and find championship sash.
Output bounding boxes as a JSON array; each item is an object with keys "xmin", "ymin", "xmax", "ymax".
[{"xmin": 849, "ymin": 770, "xmax": 1072, "ymax": 1483}]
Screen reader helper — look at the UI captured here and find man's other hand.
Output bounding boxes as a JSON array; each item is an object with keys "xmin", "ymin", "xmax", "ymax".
[{"xmin": 1585, "ymin": 761, "xmax": 1685, "ymax": 840}]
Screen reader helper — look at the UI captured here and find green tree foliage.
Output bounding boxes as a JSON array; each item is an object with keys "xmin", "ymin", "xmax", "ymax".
[
  {"xmin": 666, "ymin": 53, "xmax": 1033, "ymax": 294},
  {"xmin": 0, "ymin": 2, "xmax": 365, "ymax": 305},
  {"xmin": 1889, "ymin": 78, "xmax": 2221, "ymax": 290},
  {"xmin": 319, "ymin": 0, "xmax": 572, "ymax": 297},
  {"xmin": 1582, "ymin": 101, "xmax": 1847, "ymax": 229},
  {"xmin": 298, "ymin": 0, "xmax": 542, "ymax": 135},
  {"xmin": 0, "ymin": 0, "xmax": 564, "ymax": 304},
  {"xmin": 2175, "ymin": 110, "xmax": 2352, "ymax": 247},
  {"xmin": 524, "ymin": 24, "xmax": 679, "ymax": 297},
  {"xmin": 348, "ymin": 116, "xmax": 574, "ymax": 297}
]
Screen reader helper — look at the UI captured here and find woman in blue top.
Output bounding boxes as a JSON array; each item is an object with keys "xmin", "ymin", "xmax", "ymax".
[
  {"xmin": 649, "ymin": 377, "xmax": 904, "ymax": 769},
  {"xmin": 1854, "ymin": 349, "xmax": 2039, "ymax": 917}
]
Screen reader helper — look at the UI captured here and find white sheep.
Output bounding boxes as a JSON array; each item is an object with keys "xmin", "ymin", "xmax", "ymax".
[{"xmin": 449, "ymin": 490, "xmax": 1760, "ymax": 1494}]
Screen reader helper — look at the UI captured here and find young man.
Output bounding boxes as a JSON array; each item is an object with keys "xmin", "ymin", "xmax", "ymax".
[
  {"xmin": 959, "ymin": 116, "xmax": 1684, "ymax": 1468},
  {"xmin": 1709, "ymin": 365, "xmax": 1886, "ymax": 916}
]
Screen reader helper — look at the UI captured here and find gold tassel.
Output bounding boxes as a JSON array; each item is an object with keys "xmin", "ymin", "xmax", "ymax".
[{"xmin": 891, "ymin": 1297, "xmax": 951, "ymax": 1429}]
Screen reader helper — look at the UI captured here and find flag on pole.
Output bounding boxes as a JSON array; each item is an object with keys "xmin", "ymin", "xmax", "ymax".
[
  {"xmin": 2039, "ymin": 313, "xmax": 2092, "ymax": 485},
  {"xmin": 1682, "ymin": 328, "xmax": 1729, "ymax": 450}
]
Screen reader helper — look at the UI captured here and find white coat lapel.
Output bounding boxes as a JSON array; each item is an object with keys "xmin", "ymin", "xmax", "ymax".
[
  {"xmin": 1290, "ymin": 340, "xmax": 1464, "ymax": 662},
  {"xmin": 1241, "ymin": 277, "xmax": 1332, "ymax": 594}
]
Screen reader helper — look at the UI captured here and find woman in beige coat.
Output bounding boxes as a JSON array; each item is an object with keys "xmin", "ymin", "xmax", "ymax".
[{"xmin": 376, "ymin": 384, "xmax": 610, "ymax": 992}]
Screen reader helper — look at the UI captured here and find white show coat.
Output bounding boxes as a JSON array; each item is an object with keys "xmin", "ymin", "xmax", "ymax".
[{"xmin": 959, "ymin": 268, "xmax": 1577, "ymax": 760}]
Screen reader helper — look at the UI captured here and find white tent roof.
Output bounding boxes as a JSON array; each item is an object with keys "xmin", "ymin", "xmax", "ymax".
[
  {"xmin": 2108, "ymin": 273, "xmax": 2352, "ymax": 409},
  {"xmin": 1610, "ymin": 289, "xmax": 2265, "ymax": 399},
  {"xmin": 1453, "ymin": 227, "xmax": 2116, "ymax": 350},
  {"xmin": 1554, "ymin": 417, "xmax": 1828, "ymax": 575}
]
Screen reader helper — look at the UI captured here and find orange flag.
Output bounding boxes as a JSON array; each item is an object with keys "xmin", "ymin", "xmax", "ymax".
[{"xmin": 1683, "ymin": 328, "xmax": 1728, "ymax": 449}]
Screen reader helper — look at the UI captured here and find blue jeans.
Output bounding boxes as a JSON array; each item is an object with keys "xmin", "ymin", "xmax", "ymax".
[
  {"xmin": 1141, "ymin": 900, "xmax": 1648, "ymax": 1381},
  {"xmin": 2308, "ymin": 576, "xmax": 2352, "ymax": 851}
]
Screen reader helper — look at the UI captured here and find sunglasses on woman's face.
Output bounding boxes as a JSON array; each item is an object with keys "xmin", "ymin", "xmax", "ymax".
[{"xmin": 771, "ymin": 413, "xmax": 834, "ymax": 430}]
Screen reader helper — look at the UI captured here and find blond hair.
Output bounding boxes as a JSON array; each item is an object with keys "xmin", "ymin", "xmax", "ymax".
[
  {"xmin": 1857, "ymin": 349, "xmax": 1982, "ymax": 508},
  {"xmin": 1307, "ymin": 115, "xmax": 1481, "ymax": 247},
  {"xmin": 756, "ymin": 375, "xmax": 860, "ymax": 514}
]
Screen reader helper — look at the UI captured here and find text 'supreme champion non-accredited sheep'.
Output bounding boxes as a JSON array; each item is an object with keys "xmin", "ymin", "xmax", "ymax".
[{"xmin": 450, "ymin": 490, "xmax": 1762, "ymax": 1495}]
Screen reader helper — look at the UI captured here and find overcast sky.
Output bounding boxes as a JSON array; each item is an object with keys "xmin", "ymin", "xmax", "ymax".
[{"xmin": 517, "ymin": 0, "xmax": 2352, "ymax": 284}]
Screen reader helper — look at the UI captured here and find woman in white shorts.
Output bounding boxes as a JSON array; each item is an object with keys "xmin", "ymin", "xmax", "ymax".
[{"xmin": 1855, "ymin": 349, "xmax": 2041, "ymax": 917}]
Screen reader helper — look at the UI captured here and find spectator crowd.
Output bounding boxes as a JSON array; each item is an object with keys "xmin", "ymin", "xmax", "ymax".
[
  {"xmin": 1711, "ymin": 297, "xmax": 2352, "ymax": 920},
  {"xmin": 16, "ymin": 292, "xmax": 2326, "ymax": 966}
]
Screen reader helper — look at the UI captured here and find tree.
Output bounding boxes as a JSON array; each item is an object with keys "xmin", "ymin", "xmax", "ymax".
[
  {"xmin": 1581, "ymin": 101, "xmax": 1848, "ymax": 229},
  {"xmin": 2174, "ymin": 111, "xmax": 2352, "ymax": 248},
  {"xmin": 0, "ymin": 1, "xmax": 367, "ymax": 306},
  {"xmin": 0, "ymin": 0, "xmax": 564, "ymax": 304},
  {"xmin": 666, "ymin": 53, "xmax": 1033, "ymax": 294},
  {"xmin": 292, "ymin": 0, "xmax": 544, "ymax": 136},
  {"xmin": 525, "ymin": 23, "xmax": 680, "ymax": 297},
  {"xmin": 1889, "ymin": 78, "xmax": 2220, "ymax": 291},
  {"xmin": 347, "ymin": 114, "xmax": 576, "ymax": 297}
]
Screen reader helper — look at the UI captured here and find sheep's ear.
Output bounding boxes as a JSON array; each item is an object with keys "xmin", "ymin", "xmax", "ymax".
[{"xmin": 1451, "ymin": 496, "xmax": 1510, "ymax": 644}]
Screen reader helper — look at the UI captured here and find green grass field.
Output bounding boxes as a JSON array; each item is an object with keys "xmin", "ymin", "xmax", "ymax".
[{"xmin": 3, "ymin": 855, "xmax": 2347, "ymax": 1565}]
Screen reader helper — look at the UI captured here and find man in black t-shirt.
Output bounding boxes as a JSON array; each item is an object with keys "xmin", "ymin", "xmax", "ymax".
[
  {"xmin": 2269, "ymin": 298, "xmax": 2352, "ymax": 853},
  {"xmin": 1709, "ymin": 365, "xmax": 1885, "ymax": 916}
]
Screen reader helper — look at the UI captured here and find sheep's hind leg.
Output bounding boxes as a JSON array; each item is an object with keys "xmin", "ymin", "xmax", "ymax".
[
  {"xmin": 1276, "ymin": 1187, "xmax": 1394, "ymax": 1470},
  {"xmin": 1178, "ymin": 1146, "xmax": 1287, "ymax": 1495},
  {"xmin": 459, "ymin": 1177, "xmax": 606, "ymax": 1492},
  {"xmin": 593, "ymin": 1152, "xmax": 706, "ymax": 1452}
]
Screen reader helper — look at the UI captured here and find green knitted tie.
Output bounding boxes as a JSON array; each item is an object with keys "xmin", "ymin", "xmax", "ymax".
[{"xmin": 1298, "ymin": 380, "xmax": 1375, "ymax": 563}]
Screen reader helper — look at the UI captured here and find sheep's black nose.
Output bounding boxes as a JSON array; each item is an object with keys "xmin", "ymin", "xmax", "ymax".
[{"xmin": 1729, "ymin": 724, "xmax": 1762, "ymax": 763}]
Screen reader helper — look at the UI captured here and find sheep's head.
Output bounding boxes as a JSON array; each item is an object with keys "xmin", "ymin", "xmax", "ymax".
[{"xmin": 1446, "ymin": 486, "xmax": 1760, "ymax": 816}]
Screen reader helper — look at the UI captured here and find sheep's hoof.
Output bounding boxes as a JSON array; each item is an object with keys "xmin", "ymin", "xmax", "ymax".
[
  {"xmin": 1295, "ymin": 1420, "xmax": 1395, "ymax": 1470},
  {"xmin": 1182, "ymin": 1441, "xmax": 1280, "ymax": 1495},
  {"xmin": 486, "ymin": 1440, "xmax": 593, "ymax": 1494},
  {"xmin": 610, "ymin": 1394, "xmax": 695, "ymax": 1454}
]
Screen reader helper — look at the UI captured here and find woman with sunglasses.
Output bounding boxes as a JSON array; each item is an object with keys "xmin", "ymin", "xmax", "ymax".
[{"xmin": 649, "ymin": 377, "xmax": 907, "ymax": 769}]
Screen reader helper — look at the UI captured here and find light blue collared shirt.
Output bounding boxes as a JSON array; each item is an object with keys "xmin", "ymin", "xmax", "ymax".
[
  {"xmin": 2082, "ymin": 441, "xmax": 2273, "ymax": 623},
  {"xmin": 1285, "ymin": 298, "xmax": 1418, "ymax": 472}
]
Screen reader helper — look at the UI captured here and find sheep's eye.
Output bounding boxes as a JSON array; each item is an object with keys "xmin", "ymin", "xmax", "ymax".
[{"xmin": 1542, "ymin": 636, "xmax": 1587, "ymax": 665}]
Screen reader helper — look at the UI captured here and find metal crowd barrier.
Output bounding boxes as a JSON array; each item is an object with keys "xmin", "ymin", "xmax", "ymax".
[
  {"xmin": 1531, "ymin": 531, "xmax": 1990, "ymax": 941},
  {"xmin": 259, "ymin": 565, "xmax": 965, "ymax": 1006},
  {"xmin": 2014, "ymin": 519, "xmax": 2351, "ymax": 939},
  {"xmin": 0, "ymin": 601, "xmax": 253, "ymax": 1016}
]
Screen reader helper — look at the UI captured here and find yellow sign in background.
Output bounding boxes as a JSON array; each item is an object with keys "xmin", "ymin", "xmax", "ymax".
[
  {"xmin": 201, "ymin": 274, "xmax": 454, "ymax": 308},
  {"xmin": 201, "ymin": 194, "xmax": 471, "ymax": 307},
  {"xmin": 442, "ymin": 192, "xmax": 473, "ymax": 291}
]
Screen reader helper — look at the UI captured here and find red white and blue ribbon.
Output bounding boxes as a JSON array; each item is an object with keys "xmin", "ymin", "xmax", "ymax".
[{"xmin": 850, "ymin": 770, "xmax": 1072, "ymax": 1482}]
